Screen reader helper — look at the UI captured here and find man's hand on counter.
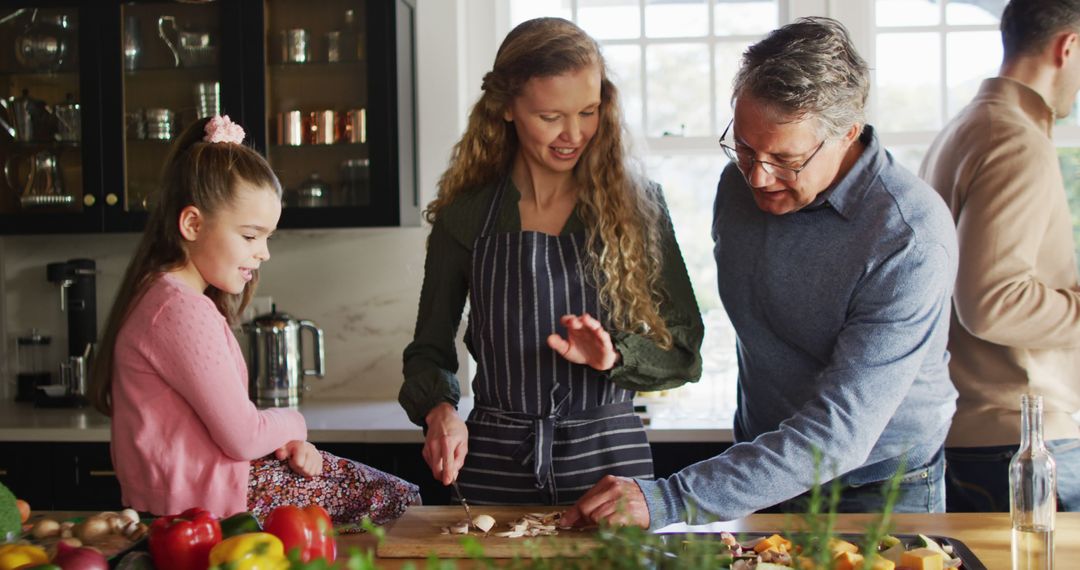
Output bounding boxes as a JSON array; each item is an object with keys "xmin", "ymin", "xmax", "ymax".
[{"xmin": 562, "ymin": 475, "xmax": 651, "ymax": 529}]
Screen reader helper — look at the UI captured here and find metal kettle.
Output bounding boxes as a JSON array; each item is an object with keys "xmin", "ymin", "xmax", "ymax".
[{"xmin": 242, "ymin": 307, "xmax": 325, "ymax": 408}]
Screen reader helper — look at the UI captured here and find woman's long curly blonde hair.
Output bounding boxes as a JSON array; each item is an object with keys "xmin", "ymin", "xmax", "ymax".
[{"xmin": 426, "ymin": 17, "xmax": 672, "ymax": 349}]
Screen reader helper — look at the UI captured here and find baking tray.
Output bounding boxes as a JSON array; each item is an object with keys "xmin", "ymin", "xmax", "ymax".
[
  {"xmin": 20, "ymin": 515, "xmax": 150, "ymax": 567},
  {"xmin": 649, "ymin": 532, "xmax": 987, "ymax": 569}
]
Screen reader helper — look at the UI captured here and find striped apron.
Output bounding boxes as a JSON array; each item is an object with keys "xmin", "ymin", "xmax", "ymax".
[{"xmin": 457, "ymin": 179, "xmax": 654, "ymax": 505}]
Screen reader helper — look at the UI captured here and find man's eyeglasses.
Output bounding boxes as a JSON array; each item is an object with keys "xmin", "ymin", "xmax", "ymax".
[{"xmin": 718, "ymin": 119, "xmax": 826, "ymax": 182}]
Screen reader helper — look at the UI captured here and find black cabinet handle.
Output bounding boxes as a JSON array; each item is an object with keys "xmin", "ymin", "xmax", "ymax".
[{"xmin": 89, "ymin": 470, "xmax": 116, "ymax": 477}]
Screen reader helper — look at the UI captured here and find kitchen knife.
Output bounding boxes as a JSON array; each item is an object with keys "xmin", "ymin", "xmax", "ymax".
[{"xmin": 451, "ymin": 479, "xmax": 473, "ymax": 522}]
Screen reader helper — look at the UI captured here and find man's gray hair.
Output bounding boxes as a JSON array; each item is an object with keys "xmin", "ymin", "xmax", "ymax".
[{"xmin": 732, "ymin": 17, "xmax": 869, "ymax": 139}]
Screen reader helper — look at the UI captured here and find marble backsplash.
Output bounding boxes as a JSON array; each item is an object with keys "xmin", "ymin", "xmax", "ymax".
[{"xmin": 0, "ymin": 227, "xmax": 445, "ymax": 402}]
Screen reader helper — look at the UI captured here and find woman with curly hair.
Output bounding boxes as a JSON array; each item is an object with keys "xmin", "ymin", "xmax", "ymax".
[{"xmin": 400, "ymin": 17, "xmax": 704, "ymax": 505}]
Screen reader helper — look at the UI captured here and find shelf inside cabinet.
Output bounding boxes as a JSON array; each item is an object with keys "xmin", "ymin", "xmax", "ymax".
[
  {"xmin": 0, "ymin": 140, "xmax": 80, "ymax": 150},
  {"xmin": 269, "ymin": 60, "xmax": 366, "ymax": 72},
  {"xmin": 0, "ymin": 70, "xmax": 79, "ymax": 80},
  {"xmin": 270, "ymin": 142, "xmax": 365, "ymax": 150},
  {"xmin": 124, "ymin": 65, "xmax": 220, "ymax": 76}
]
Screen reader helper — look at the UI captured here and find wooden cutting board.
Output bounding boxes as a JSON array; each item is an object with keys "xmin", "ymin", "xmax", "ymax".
[{"xmin": 376, "ymin": 505, "xmax": 600, "ymax": 559}]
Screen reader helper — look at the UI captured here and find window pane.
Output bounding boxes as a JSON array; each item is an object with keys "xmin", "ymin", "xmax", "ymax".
[
  {"xmin": 886, "ymin": 145, "xmax": 929, "ymax": 178},
  {"xmin": 646, "ymin": 0, "xmax": 707, "ymax": 38},
  {"xmin": 647, "ymin": 44, "xmax": 712, "ymax": 137},
  {"xmin": 1058, "ymin": 148, "xmax": 1080, "ymax": 267},
  {"xmin": 509, "ymin": 0, "xmax": 571, "ymax": 26},
  {"xmin": 715, "ymin": 40, "xmax": 751, "ymax": 129},
  {"xmin": 603, "ymin": 45, "xmax": 644, "ymax": 136},
  {"xmin": 876, "ymin": 33, "xmax": 942, "ymax": 131},
  {"xmin": 945, "ymin": 0, "xmax": 1004, "ymax": 25},
  {"xmin": 714, "ymin": 0, "xmax": 777, "ymax": 36},
  {"xmin": 579, "ymin": 0, "xmax": 640, "ymax": 40},
  {"xmin": 1059, "ymin": 103, "xmax": 1080, "ymax": 127},
  {"xmin": 645, "ymin": 154, "xmax": 737, "ymax": 419},
  {"xmin": 876, "ymin": 0, "xmax": 939, "ymax": 27},
  {"xmin": 946, "ymin": 31, "xmax": 1001, "ymax": 119}
]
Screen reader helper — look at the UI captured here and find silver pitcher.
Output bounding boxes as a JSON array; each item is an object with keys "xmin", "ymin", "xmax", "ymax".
[
  {"xmin": 4, "ymin": 150, "xmax": 72, "ymax": 208},
  {"xmin": 158, "ymin": 15, "xmax": 216, "ymax": 68},
  {"xmin": 14, "ymin": 10, "xmax": 69, "ymax": 72},
  {"xmin": 242, "ymin": 309, "xmax": 325, "ymax": 408},
  {"xmin": 0, "ymin": 89, "xmax": 54, "ymax": 142}
]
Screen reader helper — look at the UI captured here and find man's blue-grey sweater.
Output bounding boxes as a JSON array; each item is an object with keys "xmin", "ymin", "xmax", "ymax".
[{"xmin": 638, "ymin": 126, "xmax": 959, "ymax": 528}]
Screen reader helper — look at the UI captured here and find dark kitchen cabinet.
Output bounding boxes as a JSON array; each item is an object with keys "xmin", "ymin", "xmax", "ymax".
[
  {"xmin": 0, "ymin": 0, "xmax": 417, "ymax": 235},
  {"xmin": 0, "ymin": 442, "xmax": 121, "ymax": 511}
]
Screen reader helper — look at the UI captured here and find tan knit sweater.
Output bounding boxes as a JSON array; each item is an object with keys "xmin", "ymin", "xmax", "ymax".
[{"xmin": 920, "ymin": 77, "xmax": 1080, "ymax": 447}]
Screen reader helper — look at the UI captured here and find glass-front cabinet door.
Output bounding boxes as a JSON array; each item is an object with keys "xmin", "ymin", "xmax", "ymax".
[
  {"xmin": 0, "ymin": 5, "xmax": 103, "ymax": 233},
  {"xmin": 260, "ymin": 0, "xmax": 416, "ymax": 227},
  {"xmin": 105, "ymin": 0, "xmax": 234, "ymax": 230},
  {"xmin": 0, "ymin": 0, "xmax": 414, "ymax": 234}
]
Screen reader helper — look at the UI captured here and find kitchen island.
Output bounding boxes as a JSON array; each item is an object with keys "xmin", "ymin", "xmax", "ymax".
[
  {"xmin": 32, "ymin": 508, "xmax": 1079, "ymax": 568},
  {"xmin": 342, "ymin": 508, "xmax": 1078, "ymax": 568}
]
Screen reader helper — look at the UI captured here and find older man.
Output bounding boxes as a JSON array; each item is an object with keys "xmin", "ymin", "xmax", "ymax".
[
  {"xmin": 920, "ymin": 0, "xmax": 1080, "ymax": 513},
  {"xmin": 562, "ymin": 17, "xmax": 958, "ymax": 529}
]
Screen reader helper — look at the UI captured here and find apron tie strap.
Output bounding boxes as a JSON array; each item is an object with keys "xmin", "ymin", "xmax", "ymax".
[{"xmin": 476, "ymin": 401, "xmax": 638, "ymax": 496}]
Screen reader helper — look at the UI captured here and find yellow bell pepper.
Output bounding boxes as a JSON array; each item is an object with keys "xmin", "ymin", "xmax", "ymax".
[
  {"xmin": 0, "ymin": 543, "xmax": 49, "ymax": 570},
  {"xmin": 208, "ymin": 532, "xmax": 289, "ymax": 570}
]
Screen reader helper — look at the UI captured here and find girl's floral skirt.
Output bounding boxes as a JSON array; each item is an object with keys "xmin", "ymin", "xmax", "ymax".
[{"xmin": 248, "ymin": 450, "xmax": 421, "ymax": 525}]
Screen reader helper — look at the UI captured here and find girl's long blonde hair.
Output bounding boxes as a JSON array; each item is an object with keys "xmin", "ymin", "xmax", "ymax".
[
  {"xmin": 426, "ymin": 17, "xmax": 672, "ymax": 348},
  {"xmin": 88, "ymin": 117, "xmax": 283, "ymax": 416}
]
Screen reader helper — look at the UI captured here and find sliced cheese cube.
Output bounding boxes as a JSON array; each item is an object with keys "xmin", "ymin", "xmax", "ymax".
[
  {"xmin": 900, "ymin": 547, "xmax": 944, "ymax": 570},
  {"xmin": 833, "ymin": 550, "xmax": 865, "ymax": 570},
  {"xmin": 829, "ymin": 538, "xmax": 860, "ymax": 554}
]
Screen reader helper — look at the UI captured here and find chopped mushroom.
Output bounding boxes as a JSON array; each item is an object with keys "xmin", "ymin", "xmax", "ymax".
[
  {"xmin": 472, "ymin": 514, "xmax": 496, "ymax": 533},
  {"xmin": 493, "ymin": 511, "xmax": 564, "ymax": 538}
]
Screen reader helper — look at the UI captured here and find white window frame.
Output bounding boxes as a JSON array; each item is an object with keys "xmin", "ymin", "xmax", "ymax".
[{"xmin": 415, "ymin": 0, "xmax": 1080, "ymax": 404}]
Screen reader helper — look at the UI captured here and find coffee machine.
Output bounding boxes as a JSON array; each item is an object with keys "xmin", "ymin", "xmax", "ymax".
[{"xmin": 42, "ymin": 258, "xmax": 96, "ymax": 406}]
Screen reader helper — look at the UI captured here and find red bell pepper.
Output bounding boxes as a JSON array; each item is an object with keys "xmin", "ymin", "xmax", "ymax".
[
  {"xmin": 262, "ymin": 504, "xmax": 336, "ymax": 563},
  {"xmin": 148, "ymin": 507, "xmax": 223, "ymax": 570}
]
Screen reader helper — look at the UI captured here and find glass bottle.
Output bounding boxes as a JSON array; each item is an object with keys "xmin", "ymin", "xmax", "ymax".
[{"xmin": 1010, "ymin": 393, "xmax": 1056, "ymax": 570}]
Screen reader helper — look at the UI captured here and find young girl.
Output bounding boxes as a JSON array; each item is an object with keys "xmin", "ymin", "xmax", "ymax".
[{"xmin": 90, "ymin": 116, "xmax": 419, "ymax": 523}]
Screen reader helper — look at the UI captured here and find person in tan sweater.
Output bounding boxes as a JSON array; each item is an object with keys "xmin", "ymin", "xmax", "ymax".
[{"xmin": 920, "ymin": 0, "xmax": 1080, "ymax": 512}]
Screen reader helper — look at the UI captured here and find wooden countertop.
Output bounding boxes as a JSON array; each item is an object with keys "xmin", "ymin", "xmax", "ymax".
[{"xmin": 333, "ymin": 507, "xmax": 1080, "ymax": 568}]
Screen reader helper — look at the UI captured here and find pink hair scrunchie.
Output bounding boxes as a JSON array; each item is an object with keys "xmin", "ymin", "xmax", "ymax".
[{"xmin": 203, "ymin": 115, "xmax": 245, "ymax": 144}]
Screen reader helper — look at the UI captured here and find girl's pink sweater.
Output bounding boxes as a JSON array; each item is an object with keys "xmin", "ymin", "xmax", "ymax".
[{"xmin": 110, "ymin": 273, "xmax": 306, "ymax": 516}]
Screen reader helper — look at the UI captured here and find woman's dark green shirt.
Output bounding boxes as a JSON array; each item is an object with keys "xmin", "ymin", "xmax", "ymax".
[{"xmin": 399, "ymin": 181, "xmax": 704, "ymax": 426}]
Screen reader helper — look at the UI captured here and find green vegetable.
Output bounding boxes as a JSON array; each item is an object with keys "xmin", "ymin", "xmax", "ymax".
[
  {"xmin": 0, "ymin": 482, "xmax": 20, "ymax": 542},
  {"xmin": 917, "ymin": 533, "xmax": 948, "ymax": 556},
  {"xmin": 221, "ymin": 512, "xmax": 263, "ymax": 539},
  {"xmin": 879, "ymin": 535, "xmax": 901, "ymax": 549}
]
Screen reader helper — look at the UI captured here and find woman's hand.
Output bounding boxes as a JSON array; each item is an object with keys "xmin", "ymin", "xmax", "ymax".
[
  {"xmin": 560, "ymin": 475, "xmax": 651, "ymax": 529},
  {"xmin": 275, "ymin": 440, "xmax": 323, "ymax": 478},
  {"xmin": 423, "ymin": 402, "xmax": 469, "ymax": 486},
  {"xmin": 547, "ymin": 313, "xmax": 620, "ymax": 371}
]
